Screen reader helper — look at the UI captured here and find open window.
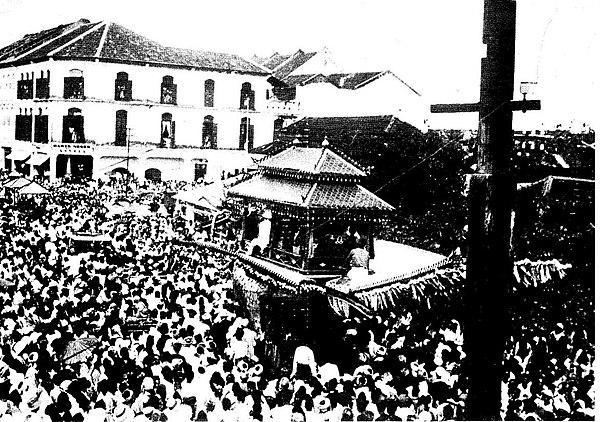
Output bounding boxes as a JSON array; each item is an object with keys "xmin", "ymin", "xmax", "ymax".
[
  {"xmin": 202, "ymin": 115, "xmax": 218, "ymax": 148},
  {"xmin": 160, "ymin": 112, "xmax": 175, "ymax": 148},
  {"xmin": 17, "ymin": 73, "xmax": 33, "ymax": 99},
  {"xmin": 64, "ymin": 69, "xmax": 84, "ymax": 99},
  {"xmin": 15, "ymin": 109, "xmax": 32, "ymax": 142},
  {"xmin": 36, "ymin": 70, "xmax": 50, "ymax": 99},
  {"xmin": 62, "ymin": 108, "xmax": 85, "ymax": 143},
  {"xmin": 239, "ymin": 82, "xmax": 255, "ymax": 110},
  {"xmin": 115, "ymin": 72, "xmax": 132, "ymax": 101},
  {"xmin": 34, "ymin": 108, "xmax": 48, "ymax": 143},
  {"xmin": 160, "ymin": 75, "xmax": 177, "ymax": 105},
  {"xmin": 239, "ymin": 117, "xmax": 254, "ymax": 151}
]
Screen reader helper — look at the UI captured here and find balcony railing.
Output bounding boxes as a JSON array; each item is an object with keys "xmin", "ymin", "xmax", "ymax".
[{"xmin": 265, "ymin": 100, "xmax": 300, "ymax": 115}]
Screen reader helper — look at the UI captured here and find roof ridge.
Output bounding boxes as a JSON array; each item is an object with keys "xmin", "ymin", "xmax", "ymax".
[
  {"xmin": 314, "ymin": 147, "xmax": 329, "ymax": 172},
  {"xmin": 302, "ymin": 182, "xmax": 318, "ymax": 207},
  {"xmin": 48, "ymin": 21, "xmax": 105, "ymax": 57},
  {"xmin": 326, "ymin": 146, "xmax": 368, "ymax": 175},
  {"xmin": 95, "ymin": 21, "xmax": 110, "ymax": 58},
  {"xmin": 12, "ymin": 21, "xmax": 86, "ymax": 62}
]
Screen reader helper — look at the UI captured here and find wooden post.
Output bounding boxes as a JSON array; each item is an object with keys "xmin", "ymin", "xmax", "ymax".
[
  {"xmin": 429, "ymin": 0, "xmax": 544, "ymax": 418},
  {"xmin": 465, "ymin": 0, "xmax": 516, "ymax": 418}
]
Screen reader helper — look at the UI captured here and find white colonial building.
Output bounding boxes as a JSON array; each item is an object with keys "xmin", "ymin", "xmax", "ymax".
[
  {"xmin": 0, "ymin": 19, "xmax": 279, "ymax": 182},
  {"xmin": 259, "ymin": 49, "xmax": 428, "ymax": 132}
]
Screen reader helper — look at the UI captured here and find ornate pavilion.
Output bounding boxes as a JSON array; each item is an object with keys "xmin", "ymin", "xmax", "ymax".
[{"xmin": 228, "ymin": 142, "xmax": 394, "ymax": 275}]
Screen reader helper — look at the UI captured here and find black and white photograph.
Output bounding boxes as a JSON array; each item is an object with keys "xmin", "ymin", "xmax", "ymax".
[{"xmin": 0, "ymin": 0, "xmax": 595, "ymax": 420}]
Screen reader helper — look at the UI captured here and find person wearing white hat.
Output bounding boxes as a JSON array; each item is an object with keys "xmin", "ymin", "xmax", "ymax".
[{"xmin": 291, "ymin": 346, "xmax": 318, "ymax": 382}]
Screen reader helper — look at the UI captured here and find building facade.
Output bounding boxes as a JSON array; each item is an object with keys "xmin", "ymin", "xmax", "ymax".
[{"xmin": 0, "ymin": 19, "xmax": 280, "ymax": 182}]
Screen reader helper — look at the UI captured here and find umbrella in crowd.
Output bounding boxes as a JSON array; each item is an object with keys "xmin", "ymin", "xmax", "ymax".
[{"xmin": 61, "ymin": 337, "xmax": 99, "ymax": 365}]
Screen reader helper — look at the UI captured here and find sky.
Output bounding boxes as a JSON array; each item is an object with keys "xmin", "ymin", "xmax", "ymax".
[{"xmin": 0, "ymin": 0, "xmax": 597, "ymax": 130}]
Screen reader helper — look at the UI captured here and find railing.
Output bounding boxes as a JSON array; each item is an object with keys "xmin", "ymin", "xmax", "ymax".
[
  {"xmin": 265, "ymin": 100, "xmax": 300, "ymax": 114},
  {"xmin": 269, "ymin": 247, "xmax": 304, "ymax": 269}
]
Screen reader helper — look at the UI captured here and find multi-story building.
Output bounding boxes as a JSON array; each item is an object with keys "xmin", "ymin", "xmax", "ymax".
[{"xmin": 0, "ymin": 19, "xmax": 278, "ymax": 182}]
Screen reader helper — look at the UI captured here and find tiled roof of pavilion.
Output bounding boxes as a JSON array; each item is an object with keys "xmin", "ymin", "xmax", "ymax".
[
  {"xmin": 0, "ymin": 19, "xmax": 268, "ymax": 74},
  {"xmin": 228, "ymin": 174, "xmax": 394, "ymax": 211},
  {"xmin": 259, "ymin": 145, "xmax": 366, "ymax": 179},
  {"xmin": 229, "ymin": 145, "xmax": 393, "ymax": 213}
]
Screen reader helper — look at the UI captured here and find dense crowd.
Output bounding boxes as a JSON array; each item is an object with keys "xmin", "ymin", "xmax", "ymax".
[{"xmin": 0, "ymin": 174, "xmax": 594, "ymax": 421}]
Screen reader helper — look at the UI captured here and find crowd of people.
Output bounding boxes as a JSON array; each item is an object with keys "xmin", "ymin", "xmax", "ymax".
[{"xmin": 0, "ymin": 172, "xmax": 594, "ymax": 421}]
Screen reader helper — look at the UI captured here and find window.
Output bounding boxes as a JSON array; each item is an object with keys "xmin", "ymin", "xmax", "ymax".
[
  {"xmin": 64, "ymin": 69, "xmax": 84, "ymax": 99},
  {"xmin": 62, "ymin": 107, "xmax": 85, "ymax": 143},
  {"xmin": 204, "ymin": 79, "xmax": 215, "ymax": 107},
  {"xmin": 239, "ymin": 82, "xmax": 255, "ymax": 110},
  {"xmin": 160, "ymin": 75, "xmax": 177, "ymax": 105},
  {"xmin": 273, "ymin": 118, "xmax": 284, "ymax": 141},
  {"xmin": 115, "ymin": 110, "xmax": 128, "ymax": 146},
  {"xmin": 160, "ymin": 112, "xmax": 175, "ymax": 148},
  {"xmin": 34, "ymin": 109, "xmax": 48, "ymax": 143},
  {"xmin": 15, "ymin": 110, "xmax": 32, "ymax": 142},
  {"xmin": 36, "ymin": 70, "xmax": 50, "ymax": 99},
  {"xmin": 239, "ymin": 117, "xmax": 254, "ymax": 151},
  {"xmin": 17, "ymin": 73, "xmax": 33, "ymax": 99},
  {"xmin": 115, "ymin": 72, "xmax": 132, "ymax": 101},
  {"xmin": 194, "ymin": 161, "xmax": 207, "ymax": 181},
  {"xmin": 202, "ymin": 115, "xmax": 218, "ymax": 149}
]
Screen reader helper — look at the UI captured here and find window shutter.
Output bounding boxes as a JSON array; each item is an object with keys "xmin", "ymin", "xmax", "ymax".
[
  {"xmin": 62, "ymin": 116, "xmax": 71, "ymax": 143},
  {"xmin": 77, "ymin": 116, "xmax": 85, "ymax": 143},
  {"xmin": 34, "ymin": 115, "xmax": 48, "ymax": 143},
  {"xmin": 212, "ymin": 123, "xmax": 218, "ymax": 149},
  {"xmin": 250, "ymin": 90, "xmax": 255, "ymax": 110},
  {"xmin": 126, "ymin": 80, "xmax": 133, "ymax": 101},
  {"xmin": 248, "ymin": 124, "xmax": 255, "ymax": 151},
  {"xmin": 170, "ymin": 121, "xmax": 176, "ymax": 148},
  {"xmin": 239, "ymin": 123, "xmax": 246, "ymax": 149}
]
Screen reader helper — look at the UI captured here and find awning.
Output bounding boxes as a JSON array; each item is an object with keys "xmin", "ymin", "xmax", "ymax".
[
  {"xmin": 6, "ymin": 151, "xmax": 30, "ymax": 161},
  {"xmin": 25, "ymin": 154, "xmax": 49, "ymax": 166}
]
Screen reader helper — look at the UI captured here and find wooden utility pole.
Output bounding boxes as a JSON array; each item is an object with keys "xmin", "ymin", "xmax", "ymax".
[{"xmin": 431, "ymin": 0, "xmax": 540, "ymax": 418}]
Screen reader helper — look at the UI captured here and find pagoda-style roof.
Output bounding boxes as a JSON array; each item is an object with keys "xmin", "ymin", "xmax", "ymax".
[
  {"xmin": 259, "ymin": 145, "xmax": 366, "ymax": 181},
  {"xmin": 228, "ymin": 174, "xmax": 393, "ymax": 212},
  {"xmin": 229, "ymin": 145, "xmax": 394, "ymax": 214}
]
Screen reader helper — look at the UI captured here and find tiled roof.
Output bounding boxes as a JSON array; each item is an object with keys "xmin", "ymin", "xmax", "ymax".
[
  {"xmin": 228, "ymin": 174, "xmax": 312, "ymax": 206},
  {"xmin": 280, "ymin": 115, "xmax": 403, "ymax": 144},
  {"xmin": 310, "ymin": 184, "xmax": 394, "ymax": 210},
  {"xmin": 326, "ymin": 72, "xmax": 383, "ymax": 89},
  {"xmin": 0, "ymin": 21, "xmax": 81, "ymax": 61},
  {"xmin": 282, "ymin": 74, "xmax": 330, "ymax": 87},
  {"xmin": 260, "ymin": 146, "xmax": 366, "ymax": 177},
  {"xmin": 57, "ymin": 24, "xmax": 105, "ymax": 58},
  {"xmin": 261, "ymin": 53, "xmax": 291, "ymax": 70},
  {"xmin": 18, "ymin": 20, "xmax": 101, "ymax": 60},
  {"xmin": 229, "ymin": 174, "xmax": 393, "ymax": 211},
  {"xmin": 0, "ymin": 20, "xmax": 268, "ymax": 74},
  {"xmin": 273, "ymin": 49, "xmax": 317, "ymax": 79}
]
